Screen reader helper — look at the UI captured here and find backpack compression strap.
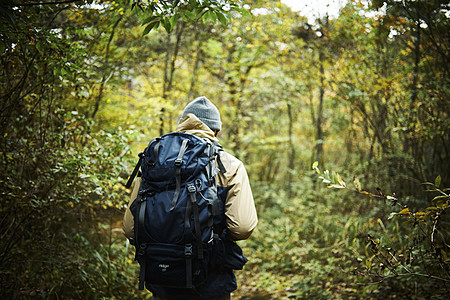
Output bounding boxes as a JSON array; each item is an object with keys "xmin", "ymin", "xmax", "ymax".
[
  {"xmin": 187, "ymin": 183, "xmax": 203, "ymax": 260},
  {"xmin": 135, "ymin": 190, "xmax": 155, "ymax": 291},
  {"xmin": 170, "ymin": 138, "xmax": 190, "ymax": 211},
  {"xmin": 135, "ymin": 193, "xmax": 147, "ymax": 290}
]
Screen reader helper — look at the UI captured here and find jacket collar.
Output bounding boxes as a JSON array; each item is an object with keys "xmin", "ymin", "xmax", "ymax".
[{"xmin": 176, "ymin": 113, "xmax": 219, "ymax": 142}]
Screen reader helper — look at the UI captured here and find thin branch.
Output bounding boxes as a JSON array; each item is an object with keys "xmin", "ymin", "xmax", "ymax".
[
  {"xmin": 358, "ymin": 272, "xmax": 450, "ymax": 285},
  {"xmin": 9, "ymin": 0, "xmax": 79, "ymax": 6}
]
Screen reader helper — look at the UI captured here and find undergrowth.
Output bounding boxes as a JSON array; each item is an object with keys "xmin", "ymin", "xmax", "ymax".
[{"xmin": 233, "ymin": 180, "xmax": 374, "ymax": 299}]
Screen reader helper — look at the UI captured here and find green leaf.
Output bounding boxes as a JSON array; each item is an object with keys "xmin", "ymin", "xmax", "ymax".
[
  {"xmin": 36, "ymin": 41, "xmax": 44, "ymax": 53},
  {"xmin": 61, "ymin": 68, "xmax": 70, "ymax": 76},
  {"xmin": 169, "ymin": 14, "xmax": 179, "ymax": 28},
  {"xmin": 142, "ymin": 16, "xmax": 154, "ymax": 24},
  {"xmin": 209, "ymin": 10, "xmax": 217, "ymax": 22},
  {"xmin": 0, "ymin": 41, "xmax": 6, "ymax": 54},
  {"xmin": 312, "ymin": 161, "xmax": 318, "ymax": 170},
  {"xmin": 184, "ymin": 10, "xmax": 196, "ymax": 20},
  {"xmin": 366, "ymin": 258, "xmax": 372, "ymax": 270},
  {"xmin": 143, "ymin": 22, "xmax": 157, "ymax": 35},
  {"xmin": 215, "ymin": 11, "xmax": 228, "ymax": 26},
  {"xmin": 435, "ymin": 175, "xmax": 441, "ymax": 188},
  {"xmin": 377, "ymin": 218, "xmax": 386, "ymax": 231},
  {"xmin": 202, "ymin": 10, "xmax": 210, "ymax": 23},
  {"xmin": 432, "ymin": 195, "xmax": 449, "ymax": 201},
  {"xmin": 236, "ymin": 7, "xmax": 251, "ymax": 17},
  {"xmin": 388, "ymin": 212, "xmax": 397, "ymax": 220},
  {"xmin": 142, "ymin": 17, "xmax": 162, "ymax": 35},
  {"xmin": 162, "ymin": 18, "xmax": 172, "ymax": 32},
  {"xmin": 180, "ymin": 13, "xmax": 188, "ymax": 22}
]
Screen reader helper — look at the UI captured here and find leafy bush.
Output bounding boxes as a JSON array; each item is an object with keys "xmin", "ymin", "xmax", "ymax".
[
  {"xmin": 0, "ymin": 105, "xmax": 143, "ymax": 298},
  {"xmin": 313, "ymin": 163, "xmax": 450, "ymax": 298}
]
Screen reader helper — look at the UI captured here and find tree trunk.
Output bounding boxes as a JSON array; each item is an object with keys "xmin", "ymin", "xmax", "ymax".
[
  {"xmin": 91, "ymin": 16, "xmax": 122, "ymax": 119},
  {"xmin": 287, "ymin": 101, "xmax": 296, "ymax": 198},
  {"xmin": 160, "ymin": 22, "xmax": 185, "ymax": 135},
  {"xmin": 315, "ymin": 52, "xmax": 325, "ymax": 164},
  {"xmin": 188, "ymin": 33, "xmax": 203, "ymax": 100}
]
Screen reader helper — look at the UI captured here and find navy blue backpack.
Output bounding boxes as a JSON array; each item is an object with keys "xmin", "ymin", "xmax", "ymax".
[{"xmin": 125, "ymin": 132, "xmax": 228, "ymax": 290}]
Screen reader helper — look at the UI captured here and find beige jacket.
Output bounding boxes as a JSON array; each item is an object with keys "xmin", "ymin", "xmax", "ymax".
[{"xmin": 123, "ymin": 114, "xmax": 258, "ymax": 240}]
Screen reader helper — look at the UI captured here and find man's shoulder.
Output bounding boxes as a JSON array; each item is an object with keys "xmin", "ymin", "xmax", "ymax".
[{"xmin": 218, "ymin": 150, "xmax": 244, "ymax": 175}]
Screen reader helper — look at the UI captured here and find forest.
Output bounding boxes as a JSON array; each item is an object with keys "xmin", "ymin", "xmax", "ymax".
[{"xmin": 0, "ymin": 0, "xmax": 449, "ymax": 298}]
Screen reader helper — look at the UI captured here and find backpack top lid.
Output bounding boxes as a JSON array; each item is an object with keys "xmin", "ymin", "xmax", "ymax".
[{"xmin": 140, "ymin": 132, "xmax": 218, "ymax": 191}]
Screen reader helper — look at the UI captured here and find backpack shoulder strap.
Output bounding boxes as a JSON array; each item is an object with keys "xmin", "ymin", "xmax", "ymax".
[
  {"xmin": 125, "ymin": 152, "xmax": 144, "ymax": 189},
  {"xmin": 126, "ymin": 136, "xmax": 162, "ymax": 189},
  {"xmin": 213, "ymin": 141, "xmax": 227, "ymax": 174}
]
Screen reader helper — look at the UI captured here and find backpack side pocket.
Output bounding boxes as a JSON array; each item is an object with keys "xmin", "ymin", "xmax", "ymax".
[
  {"xmin": 212, "ymin": 233, "xmax": 248, "ymax": 271},
  {"xmin": 223, "ymin": 239, "xmax": 248, "ymax": 270}
]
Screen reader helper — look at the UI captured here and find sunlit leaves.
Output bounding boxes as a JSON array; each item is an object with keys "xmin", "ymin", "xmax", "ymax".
[
  {"xmin": 135, "ymin": 0, "xmax": 244, "ymax": 34},
  {"xmin": 312, "ymin": 162, "xmax": 347, "ymax": 189}
]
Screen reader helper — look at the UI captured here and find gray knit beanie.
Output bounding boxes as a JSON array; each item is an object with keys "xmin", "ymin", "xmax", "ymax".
[{"xmin": 179, "ymin": 96, "xmax": 222, "ymax": 131}]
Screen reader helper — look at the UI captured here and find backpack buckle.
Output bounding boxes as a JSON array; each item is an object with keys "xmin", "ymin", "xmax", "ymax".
[
  {"xmin": 137, "ymin": 195, "xmax": 147, "ymax": 203},
  {"xmin": 184, "ymin": 244, "xmax": 193, "ymax": 257},
  {"xmin": 136, "ymin": 243, "xmax": 147, "ymax": 260},
  {"xmin": 187, "ymin": 184, "xmax": 196, "ymax": 193},
  {"xmin": 174, "ymin": 159, "xmax": 183, "ymax": 167}
]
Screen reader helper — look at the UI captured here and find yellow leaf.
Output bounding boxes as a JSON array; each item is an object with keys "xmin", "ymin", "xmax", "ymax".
[
  {"xmin": 353, "ymin": 176, "xmax": 361, "ymax": 192},
  {"xmin": 397, "ymin": 208, "xmax": 410, "ymax": 215},
  {"xmin": 414, "ymin": 211, "xmax": 428, "ymax": 216},
  {"xmin": 336, "ymin": 173, "xmax": 346, "ymax": 187}
]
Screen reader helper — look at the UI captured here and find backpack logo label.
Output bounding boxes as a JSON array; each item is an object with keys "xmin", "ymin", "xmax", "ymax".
[{"xmin": 159, "ymin": 264, "xmax": 169, "ymax": 272}]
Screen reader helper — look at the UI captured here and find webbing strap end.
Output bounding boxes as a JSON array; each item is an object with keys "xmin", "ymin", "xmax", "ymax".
[
  {"xmin": 138, "ymin": 260, "xmax": 146, "ymax": 290},
  {"xmin": 186, "ymin": 257, "xmax": 193, "ymax": 289}
]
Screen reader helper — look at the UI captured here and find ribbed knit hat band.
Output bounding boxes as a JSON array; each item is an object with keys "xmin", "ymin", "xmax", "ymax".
[{"xmin": 180, "ymin": 96, "xmax": 222, "ymax": 131}]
